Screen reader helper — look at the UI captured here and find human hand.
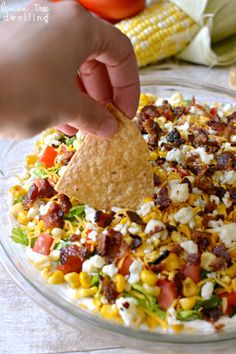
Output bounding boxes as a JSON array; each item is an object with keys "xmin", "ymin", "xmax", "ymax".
[{"xmin": 0, "ymin": 0, "xmax": 139, "ymax": 138}]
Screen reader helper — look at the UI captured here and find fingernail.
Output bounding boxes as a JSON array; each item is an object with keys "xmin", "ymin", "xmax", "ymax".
[{"xmin": 97, "ymin": 117, "xmax": 118, "ymax": 138}]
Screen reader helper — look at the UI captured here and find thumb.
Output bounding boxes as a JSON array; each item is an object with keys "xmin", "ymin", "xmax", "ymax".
[{"xmin": 65, "ymin": 90, "xmax": 118, "ymax": 138}]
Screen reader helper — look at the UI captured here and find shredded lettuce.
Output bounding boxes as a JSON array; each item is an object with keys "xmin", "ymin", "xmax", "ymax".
[
  {"xmin": 64, "ymin": 205, "xmax": 85, "ymax": 221},
  {"xmin": 32, "ymin": 166, "xmax": 49, "ymax": 178},
  {"xmin": 194, "ymin": 295, "xmax": 221, "ymax": 311},
  {"xmin": 65, "ymin": 136, "xmax": 76, "ymax": 146},
  {"xmin": 11, "ymin": 227, "xmax": 29, "ymax": 246},
  {"xmin": 177, "ymin": 310, "xmax": 202, "ymax": 322}
]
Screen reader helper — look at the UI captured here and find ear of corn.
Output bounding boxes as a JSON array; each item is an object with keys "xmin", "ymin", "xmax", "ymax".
[{"xmin": 116, "ymin": 1, "xmax": 199, "ymax": 67}]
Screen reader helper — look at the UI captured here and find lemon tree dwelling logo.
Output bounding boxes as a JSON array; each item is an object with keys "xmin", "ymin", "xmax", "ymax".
[{"xmin": 1, "ymin": 1, "xmax": 50, "ymax": 23}]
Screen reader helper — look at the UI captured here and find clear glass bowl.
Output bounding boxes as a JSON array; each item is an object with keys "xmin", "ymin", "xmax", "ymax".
[{"xmin": 1, "ymin": 78, "xmax": 236, "ymax": 354}]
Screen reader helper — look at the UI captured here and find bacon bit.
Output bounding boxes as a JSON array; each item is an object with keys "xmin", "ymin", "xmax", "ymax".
[
  {"xmin": 174, "ymin": 166, "xmax": 189, "ymax": 178},
  {"xmin": 195, "ymin": 176, "xmax": 216, "ymax": 194},
  {"xmin": 154, "ymin": 174, "xmax": 163, "ymax": 187},
  {"xmin": 189, "ymin": 129, "xmax": 208, "ymax": 147},
  {"xmin": 96, "ymin": 229, "xmax": 130, "ymax": 264},
  {"xmin": 181, "ymin": 177, "xmax": 192, "ymax": 193},
  {"xmin": 227, "ymin": 111, "xmax": 236, "ymax": 123},
  {"xmin": 126, "ymin": 211, "xmax": 145, "ymax": 226},
  {"xmin": 38, "ymin": 178, "xmax": 57, "ymax": 198},
  {"xmin": 23, "ymin": 183, "xmax": 38, "ymax": 210},
  {"xmin": 202, "ymin": 307, "xmax": 223, "ymax": 323},
  {"xmin": 170, "ymin": 244, "xmax": 182, "ymax": 256},
  {"xmin": 138, "ymin": 105, "xmax": 157, "ymax": 132},
  {"xmin": 143, "ymin": 119, "xmax": 162, "ymax": 149},
  {"xmin": 101, "ymin": 277, "xmax": 118, "ymax": 304},
  {"xmin": 204, "ymin": 201, "xmax": 217, "ymax": 214},
  {"xmin": 211, "ymin": 257, "xmax": 226, "ymax": 271},
  {"xmin": 187, "ymin": 254, "xmax": 200, "ymax": 264},
  {"xmin": 154, "ymin": 157, "xmax": 166, "ymax": 166},
  {"xmin": 173, "ymin": 106, "xmax": 189, "ymax": 118},
  {"xmin": 130, "ymin": 235, "xmax": 142, "ymax": 250},
  {"xmin": 57, "ymin": 194, "xmax": 72, "ymax": 213},
  {"xmin": 205, "ymin": 141, "xmax": 220, "ymax": 154},
  {"xmin": 191, "ymin": 230, "xmax": 211, "ymax": 251},
  {"xmin": 150, "ymin": 263, "xmax": 165, "ymax": 273},
  {"xmin": 217, "ymin": 152, "xmax": 235, "ymax": 170},
  {"xmin": 166, "ymin": 224, "xmax": 177, "ymax": 232},
  {"xmin": 94, "ymin": 211, "xmax": 114, "ymax": 228},
  {"xmin": 173, "ymin": 271, "xmax": 184, "ymax": 296},
  {"xmin": 213, "ymin": 245, "xmax": 231, "ymax": 264},
  {"xmin": 166, "ymin": 128, "xmax": 185, "ymax": 146},
  {"xmin": 160, "ymin": 143, "xmax": 173, "ymax": 151},
  {"xmin": 57, "ymin": 151, "xmax": 74, "ymax": 165},
  {"xmin": 215, "ymin": 186, "xmax": 226, "ymax": 200},
  {"xmin": 149, "ymin": 225, "xmax": 165, "ymax": 236},
  {"xmin": 69, "ymin": 234, "xmax": 80, "ymax": 242},
  {"xmin": 40, "ymin": 201, "xmax": 64, "ymax": 229},
  {"xmin": 207, "ymin": 120, "xmax": 227, "ymax": 133},
  {"xmin": 154, "ymin": 184, "xmax": 171, "ymax": 210},
  {"xmin": 210, "ymin": 107, "xmax": 218, "ymax": 118},
  {"xmin": 229, "ymin": 187, "xmax": 236, "ymax": 203},
  {"xmin": 156, "ymin": 100, "xmax": 175, "ymax": 121}
]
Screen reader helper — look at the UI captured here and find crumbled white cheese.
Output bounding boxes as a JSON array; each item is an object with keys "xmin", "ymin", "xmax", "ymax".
[
  {"xmin": 145, "ymin": 220, "xmax": 167, "ymax": 240},
  {"xmin": 222, "ymin": 191, "xmax": 232, "ymax": 208},
  {"xmin": 102, "ymin": 264, "xmax": 118, "ymax": 278},
  {"xmin": 166, "ymin": 148, "xmax": 184, "ymax": 164},
  {"xmin": 169, "ymin": 92, "xmax": 183, "ymax": 105},
  {"xmin": 116, "ymin": 297, "xmax": 139, "ymax": 326},
  {"xmin": 111, "ymin": 206, "xmax": 123, "ymax": 213},
  {"xmin": 192, "ymin": 187, "xmax": 202, "ymax": 195},
  {"xmin": 190, "ymin": 106, "xmax": 202, "ymax": 115},
  {"xmin": 231, "ymin": 135, "xmax": 236, "ymax": 143},
  {"xmin": 44, "ymin": 132, "xmax": 62, "ymax": 146},
  {"xmin": 164, "ymin": 121, "xmax": 174, "ymax": 132},
  {"xmin": 174, "ymin": 207, "xmax": 194, "ymax": 227},
  {"xmin": 27, "ymin": 200, "xmax": 43, "ymax": 219},
  {"xmin": 155, "ymin": 97, "xmax": 164, "ymax": 106},
  {"xmin": 51, "ymin": 228, "xmax": 64, "ymax": 237},
  {"xmin": 138, "ymin": 201, "xmax": 154, "ymax": 217},
  {"xmin": 128, "ymin": 223, "xmax": 142, "ymax": 235},
  {"xmin": 178, "ymin": 121, "xmax": 190, "ymax": 132},
  {"xmin": 167, "ymin": 307, "xmax": 181, "ymax": 326},
  {"xmin": 194, "ymin": 147, "xmax": 214, "ymax": 164},
  {"xmin": 219, "ymin": 223, "xmax": 236, "ymax": 247},
  {"xmin": 85, "ymin": 205, "xmax": 96, "ymax": 223},
  {"xmin": 207, "ymin": 272, "xmax": 217, "ymax": 279},
  {"xmin": 180, "ymin": 240, "xmax": 198, "ymax": 255},
  {"xmin": 210, "ymin": 195, "xmax": 220, "ymax": 205},
  {"xmin": 76, "ymin": 130, "xmax": 85, "ymax": 141},
  {"xmin": 82, "ymin": 255, "xmax": 105, "ymax": 274},
  {"xmin": 193, "ymin": 198, "xmax": 206, "ymax": 207},
  {"xmin": 208, "ymin": 219, "xmax": 223, "ymax": 229},
  {"xmin": 75, "ymin": 229, "xmax": 81, "ymax": 235},
  {"xmin": 58, "ymin": 165, "xmax": 67, "ymax": 177},
  {"xmin": 128, "ymin": 259, "xmax": 142, "ymax": 284},
  {"xmin": 39, "ymin": 201, "xmax": 52, "ymax": 216},
  {"xmin": 87, "ymin": 230, "xmax": 98, "ymax": 242},
  {"xmin": 169, "ymin": 183, "xmax": 189, "ymax": 203},
  {"xmin": 221, "ymin": 171, "xmax": 236, "ymax": 185},
  {"xmin": 113, "ymin": 222, "xmax": 129, "ymax": 236},
  {"xmin": 201, "ymin": 282, "xmax": 214, "ymax": 300}
]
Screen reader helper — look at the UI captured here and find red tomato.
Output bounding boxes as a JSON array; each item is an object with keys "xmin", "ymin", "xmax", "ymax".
[
  {"xmin": 221, "ymin": 292, "xmax": 236, "ymax": 314},
  {"xmin": 38, "ymin": 146, "xmax": 58, "ymax": 168},
  {"xmin": 158, "ymin": 279, "xmax": 177, "ymax": 311},
  {"xmin": 33, "ymin": 234, "xmax": 54, "ymax": 256},
  {"xmin": 119, "ymin": 255, "xmax": 133, "ymax": 276},
  {"xmin": 57, "ymin": 257, "xmax": 82, "ymax": 274},
  {"xmin": 77, "ymin": 0, "xmax": 145, "ymax": 20},
  {"xmin": 183, "ymin": 262, "xmax": 201, "ymax": 284}
]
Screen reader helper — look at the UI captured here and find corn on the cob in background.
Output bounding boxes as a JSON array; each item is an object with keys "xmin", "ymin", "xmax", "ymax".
[{"xmin": 116, "ymin": 1, "xmax": 199, "ymax": 67}]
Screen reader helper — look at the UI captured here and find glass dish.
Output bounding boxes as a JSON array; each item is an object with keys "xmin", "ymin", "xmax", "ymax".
[{"xmin": 1, "ymin": 77, "xmax": 236, "ymax": 354}]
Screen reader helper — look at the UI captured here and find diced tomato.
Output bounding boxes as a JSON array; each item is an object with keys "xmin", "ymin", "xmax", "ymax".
[
  {"xmin": 57, "ymin": 257, "xmax": 82, "ymax": 275},
  {"xmin": 33, "ymin": 234, "xmax": 54, "ymax": 256},
  {"xmin": 157, "ymin": 279, "xmax": 177, "ymax": 311},
  {"xmin": 119, "ymin": 255, "xmax": 133, "ymax": 276},
  {"xmin": 77, "ymin": 0, "xmax": 145, "ymax": 21},
  {"xmin": 221, "ymin": 292, "xmax": 236, "ymax": 315},
  {"xmin": 183, "ymin": 262, "xmax": 201, "ymax": 284},
  {"xmin": 38, "ymin": 146, "xmax": 58, "ymax": 168},
  {"xmin": 210, "ymin": 107, "xmax": 218, "ymax": 117}
]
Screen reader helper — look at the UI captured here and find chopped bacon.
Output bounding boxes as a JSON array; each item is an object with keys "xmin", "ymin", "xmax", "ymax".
[
  {"xmin": 156, "ymin": 100, "xmax": 175, "ymax": 121},
  {"xmin": 101, "ymin": 277, "xmax": 118, "ymax": 304},
  {"xmin": 202, "ymin": 214, "xmax": 224, "ymax": 228},
  {"xmin": 138, "ymin": 105, "xmax": 158, "ymax": 133},
  {"xmin": 57, "ymin": 151, "xmax": 74, "ymax": 165},
  {"xmin": 40, "ymin": 201, "xmax": 64, "ymax": 229},
  {"xmin": 189, "ymin": 129, "xmax": 208, "ymax": 147},
  {"xmin": 173, "ymin": 105, "xmax": 189, "ymax": 118},
  {"xmin": 181, "ymin": 177, "xmax": 192, "ymax": 193},
  {"xmin": 94, "ymin": 211, "xmax": 114, "ymax": 228},
  {"xmin": 195, "ymin": 176, "xmax": 216, "ymax": 194},
  {"xmin": 213, "ymin": 245, "xmax": 231, "ymax": 264},
  {"xmin": 154, "ymin": 174, "xmax": 163, "ymax": 187},
  {"xmin": 217, "ymin": 152, "xmax": 235, "ymax": 170},
  {"xmin": 170, "ymin": 244, "xmax": 182, "ymax": 256},
  {"xmin": 173, "ymin": 271, "xmax": 184, "ymax": 296},
  {"xmin": 143, "ymin": 119, "xmax": 162, "ymax": 148},
  {"xmin": 154, "ymin": 157, "xmax": 166, "ymax": 166},
  {"xmin": 154, "ymin": 184, "xmax": 171, "ymax": 210},
  {"xmin": 227, "ymin": 111, "xmax": 236, "ymax": 123},
  {"xmin": 166, "ymin": 128, "xmax": 184, "ymax": 146},
  {"xmin": 205, "ymin": 141, "xmax": 220, "ymax": 154},
  {"xmin": 160, "ymin": 143, "xmax": 173, "ymax": 151},
  {"xmin": 215, "ymin": 186, "xmax": 226, "ymax": 200},
  {"xmin": 126, "ymin": 211, "xmax": 145, "ymax": 226},
  {"xmin": 210, "ymin": 257, "xmax": 226, "ymax": 271},
  {"xmin": 96, "ymin": 229, "xmax": 129, "ymax": 264},
  {"xmin": 207, "ymin": 120, "xmax": 226, "ymax": 133},
  {"xmin": 38, "ymin": 178, "xmax": 57, "ymax": 198},
  {"xmin": 191, "ymin": 230, "xmax": 211, "ymax": 251},
  {"xmin": 230, "ymin": 187, "xmax": 236, "ymax": 203},
  {"xmin": 202, "ymin": 307, "xmax": 223, "ymax": 323},
  {"xmin": 57, "ymin": 194, "xmax": 72, "ymax": 213},
  {"xmin": 204, "ymin": 201, "xmax": 216, "ymax": 214},
  {"xmin": 174, "ymin": 166, "xmax": 189, "ymax": 178},
  {"xmin": 23, "ymin": 183, "xmax": 38, "ymax": 210},
  {"xmin": 130, "ymin": 235, "xmax": 142, "ymax": 250}
]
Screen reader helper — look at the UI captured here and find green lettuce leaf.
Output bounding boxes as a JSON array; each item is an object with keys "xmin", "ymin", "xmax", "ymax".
[
  {"xmin": 11, "ymin": 227, "xmax": 29, "ymax": 246},
  {"xmin": 177, "ymin": 310, "xmax": 202, "ymax": 322},
  {"xmin": 64, "ymin": 205, "xmax": 85, "ymax": 221}
]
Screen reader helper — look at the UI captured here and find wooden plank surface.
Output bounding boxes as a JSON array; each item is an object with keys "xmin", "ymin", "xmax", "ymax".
[{"xmin": 0, "ymin": 63, "xmax": 233, "ymax": 354}]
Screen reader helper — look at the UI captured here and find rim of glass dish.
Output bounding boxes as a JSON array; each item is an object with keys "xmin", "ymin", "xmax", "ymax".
[{"xmin": 1, "ymin": 78, "xmax": 236, "ymax": 346}]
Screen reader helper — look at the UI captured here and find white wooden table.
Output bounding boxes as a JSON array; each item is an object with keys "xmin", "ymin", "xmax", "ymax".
[{"xmin": 0, "ymin": 63, "xmax": 233, "ymax": 354}]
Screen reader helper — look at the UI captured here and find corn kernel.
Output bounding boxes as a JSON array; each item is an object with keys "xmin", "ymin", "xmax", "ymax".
[
  {"xmin": 49, "ymin": 249, "xmax": 60, "ymax": 262},
  {"xmin": 9, "ymin": 185, "xmax": 26, "ymax": 198},
  {"xmin": 143, "ymin": 212, "xmax": 159, "ymax": 223},
  {"xmin": 179, "ymin": 297, "xmax": 196, "ymax": 310},
  {"xmin": 183, "ymin": 277, "xmax": 199, "ymax": 297},
  {"xmin": 171, "ymin": 231, "xmax": 181, "ymax": 243},
  {"xmin": 222, "ymin": 263, "xmax": 236, "ymax": 278},
  {"xmin": 221, "ymin": 275, "xmax": 232, "ymax": 286},
  {"xmin": 158, "ymin": 151, "xmax": 167, "ymax": 158},
  {"xmin": 232, "ymin": 279, "xmax": 236, "ymax": 292},
  {"xmin": 17, "ymin": 211, "xmax": 29, "ymax": 225},
  {"xmin": 141, "ymin": 269, "xmax": 158, "ymax": 286},
  {"xmin": 149, "ymin": 151, "xmax": 158, "ymax": 161},
  {"xmin": 101, "ymin": 304, "xmax": 119, "ymax": 319},
  {"xmin": 143, "ymin": 283, "xmax": 160, "ymax": 296},
  {"xmin": 200, "ymin": 252, "xmax": 217, "ymax": 271},
  {"xmin": 64, "ymin": 272, "xmax": 80, "ymax": 289},
  {"xmin": 144, "ymin": 251, "xmax": 159, "ymax": 264},
  {"xmin": 48, "ymin": 270, "xmax": 64, "ymax": 284},
  {"xmin": 41, "ymin": 267, "xmax": 53, "ymax": 280},
  {"xmin": 75, "ymin": 286, "xmax": 97, "ymax": 299},
  {"xmin": 114, "ymin": 274, "xmax": 126, "ymax": 293},
  {"xmin": 79, "ymin": 272, "xmax": 91, "ymax": 288},
  {"xmin": 11, "ymin": 202, "xmax": 24, "ymax": 218},
  {"xmin": 179, "ymin": 224, "xmax": 191, "ymax": 238},
  {"xmin": 162, "ymin": 253, "xmax": 179, "ymax": 272},
  {"xmin": 26, "ymin": 154, "xmax": 38, "ymax": 165}
]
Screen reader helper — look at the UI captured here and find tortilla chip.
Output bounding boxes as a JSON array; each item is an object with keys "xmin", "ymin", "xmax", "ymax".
[{"xmin": 55, "ymin": 104, "xmax": 154, "ymax": 210}]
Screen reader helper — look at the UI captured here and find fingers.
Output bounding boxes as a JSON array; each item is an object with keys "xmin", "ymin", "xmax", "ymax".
[
  {"xmin": 56, "ymin": 123, "xmax": 78, "ymax": 136},
  {"xmin": 92, "ymin": 21, "xmax": 140, "ymax": 118},
  {"xmin": 63, "ymin": 84, "xmax": 118, "ymax": 138},
  {"xmin": 80, "ymin": 60, "xmax": 112, "ymax": 105}
]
